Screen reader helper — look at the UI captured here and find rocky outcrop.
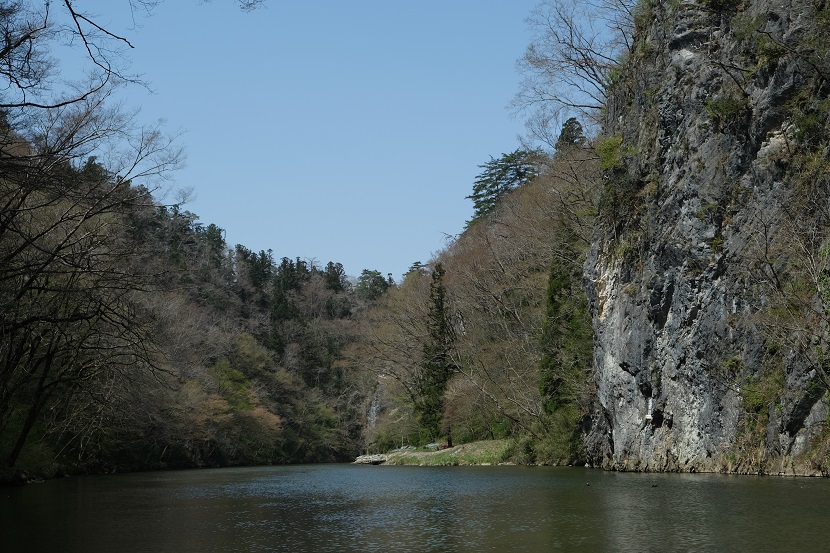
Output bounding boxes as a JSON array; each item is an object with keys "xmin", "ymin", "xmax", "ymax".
[{"xmin": 584, "ymin": 0, "xmax": 830, "ymax": 474}]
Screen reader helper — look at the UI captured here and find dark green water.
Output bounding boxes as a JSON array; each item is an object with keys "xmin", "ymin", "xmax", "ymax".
[{"xmin": 2, "ymin": 464, "xmax": 829, "ymax": 552}]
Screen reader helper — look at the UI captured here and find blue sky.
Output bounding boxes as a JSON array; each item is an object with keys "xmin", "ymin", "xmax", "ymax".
[{"xmin": 71, "ymin": 1, "xmax": 542, "ymax": 280}]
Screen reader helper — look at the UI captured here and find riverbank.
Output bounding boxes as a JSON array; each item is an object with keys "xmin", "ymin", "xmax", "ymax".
[
  {"xmin": 356, "ymin": 440, "xmax": 512, "ymax": 466},
  {"xmin": 354, "ymin": 439, "xmax": 830, "ymax": 476}
]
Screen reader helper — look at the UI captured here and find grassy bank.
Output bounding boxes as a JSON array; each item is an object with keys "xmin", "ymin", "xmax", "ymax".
[{"xmin": 384, "ymin": 440, "xmax": 512, "ymax": 466}]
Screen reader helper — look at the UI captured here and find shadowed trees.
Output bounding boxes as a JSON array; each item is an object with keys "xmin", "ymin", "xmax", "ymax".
[
  {"xmin": 0, "ymin": 1, "xmax": 185, "ymax": 468},
  {"xmin": 0, "ymin": 0, "xmax": 381, "ymax": 478},
  {"xmin": 0, "ymin": 142, "xmax": 177, "ymax": 469},
  {"xmin": 414, "ymin": 263, "xmax": 457, "ymax": 441}
]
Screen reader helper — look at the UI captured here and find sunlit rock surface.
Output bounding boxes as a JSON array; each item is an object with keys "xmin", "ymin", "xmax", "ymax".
[{"xmin": 583, "ymin": 0, "xmax": 829, "ymax": 474}]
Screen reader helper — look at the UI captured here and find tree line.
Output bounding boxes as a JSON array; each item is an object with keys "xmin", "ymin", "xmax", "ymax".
[
  {"xmin": 0, "ymin": 138, "xmax": 387, "ymax": 477},
  {"xmin": 350, "ymin": 121, "xmax": 602, "ymax": 462},
  {"xmin": 13, "ymin": 0, "xmax": 830, "ymax": 478},
  {"xmin": 0, "ymin": 0, "xmax": 387, "ymax": 481},
  {"xmin": 0, "ymin": 0, "xmax": 612, "ymax": 477},
  {"xmin": 0, "ymin": 0, "xmax": 641, "ymax": 478}
]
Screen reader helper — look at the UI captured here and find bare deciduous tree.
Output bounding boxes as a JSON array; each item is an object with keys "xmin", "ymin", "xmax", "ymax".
[
  {"xmin": 0, "ymin": 1, "xmax": 189, "ymax": 470},
  {"xmin": 514, "ymin": 0, "xmax": 638, "ymax": 144}
]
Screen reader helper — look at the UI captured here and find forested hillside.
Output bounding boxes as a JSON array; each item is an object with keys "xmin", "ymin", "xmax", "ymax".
[
  {"xmin": 1, "ymin": 143, "xmax": 376, "ymax": 478},
  {"xmin": 351, "ymin": 130, "xmax": 601, "ymax": 463},
  {"xmin": 6, "ymin": 0, "xmax": 830, "ymax": 482},
  {"xmin": 354, "ymin": 0, "xmax": 830, "ymax": 475},
  {"xmin": 0, "ymin": 0, "xmax": 609, "ymax": 482},
  {"xmin": 0, "ymin": 0, "xmax": 374, "ymax": 482}
]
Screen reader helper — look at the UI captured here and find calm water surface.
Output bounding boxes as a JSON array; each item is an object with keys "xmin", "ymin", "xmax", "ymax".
[{"xmin": 2, "ymin": 464, "xmax": 829, "ymax": 552}]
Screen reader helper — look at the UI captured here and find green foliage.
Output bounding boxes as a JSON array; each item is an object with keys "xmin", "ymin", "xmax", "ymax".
[
  {"xmin": 2, "ymin": 179, "xmax": 366, "ymax": 476},
  {"xmin": 595, "ymin": 135, "xmax": 625, "ymax": 171},
  {"xmin": 503, "ymin": 435, "xmax": 538, "ymax": 465},
  {"xmin": 351, "ymin": 122, "xmax": 602, "ymax": 468},
  {"xmin": 555, "ymin": 117, "xmax": 587, "ymax": 152},
  {"xmin": 539, "ymin": 404, "xmax": 585, "ymax": 463},
  {"xmin": 0, "ymin": 153, "xmax": 165, "ymax": 471},
  {"xmin": 795, "ymin": 112, "xmax": 825, "ymax": 145},
  {"xmin": 539, "ymin": 262, "xmax": 593, "ymax": 414},
  {"xmin": 356, "ymin": 269, "xmax": 392, "ymax": 301},
  {"xmin": 702, "ymin": 0, "xmax": 740, "ymax": 13},
  {"xmin": 270, "ymin": 257, "xmax": 313, "ymax": 352},
  {"xmin": 731, "ymin": 13, "xmax": 764, "ymax": 43},
  {"xmin": 741, "ymin": 369, "xmax": 784, "ymax": 415},
  {"xmin": 732, "ymin": 11, "xmax": 792, "ymax": 70},
  {"xmin": 323, "ymin": 261, "xmax": 347, "ymax": 292},
  {"xmin": 695, "ymin": 202, "xmax": 721, "ymax": 220},
  {"xmin": 754, "ymin": 35, "xmax": 787, "ymax": 62},
  {"xmin": 606, "ymin": 64, "xmax": 624, "ymax": 89},
  {"xmin": 274, "ymin": 257, "xmax": 312, "ymax": 293},
  {"xmin": 415, "ymin": 263, "xmax": 456, "ymax": 441},
  {"xmin": 450, "ymin": 412, "xmax": 510, "ymax": 444},
  {"xmin": 782, "ymin": 90, "xmax": 830, "ymax": 209},
  {"xmin": 231, "ymin": 333, "xmax": 273, "ymax": 376},
  {"xmin": 402, "ymin": 261, "xmax": 429, "ymax": 283},
  {"xmin": 279, "ymin": 399, "xmax": 345, "ymax": 463},
  {"xmin": 533, "ymin": 261, "xmax": 593, "ymax": 463},
  {"xmin": 705, "ymin": 95, "xmax": 750, "ymax": 131},
  {"xmin": 466, "ymin": 148, "xmax": 541, "ymax": 223},
  {"xmin": 0, "ymin": 3, "xmax": 375, "ymax": 480},
  {"xmin": 204, "ymin": 223, "xmax": 226, "ymax": 268},
  {"xmin": 789, "ymin": 96, "xmax": 830, "ymax": 147},
  {"xmin": 211, "ymin": 360, "xmax": 254, "ymax": 410},
  {"xmin": 633, "ymin": 0, "xmax": 654, "ymax": 34},
  {"xmin": 236, "ymin": 246, "xmax": 274, "ymax": 290},
  {"xmin": 502, "ymin": 405, "xmax": 584, "ymax": 465},
  {"xmin": 598, "ymin": 171, "xmax": 646, "ymax": 243},
  {"xmin": 369, "ymin": 418, "xmax": 421, "ymax": 454},
  {"xmin": 721, "ymin": 355, "xmax": 744, "ymax": 375}
]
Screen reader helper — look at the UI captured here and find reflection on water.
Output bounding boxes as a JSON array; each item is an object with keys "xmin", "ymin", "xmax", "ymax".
[{"xmin": 2, "ymin": 464, "xmax": 830, "ymax": 552}]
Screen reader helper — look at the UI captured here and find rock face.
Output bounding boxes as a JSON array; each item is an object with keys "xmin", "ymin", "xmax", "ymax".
[{"xmin": 584, "ymin": 0, "xmax": 830, "ymax": 474}]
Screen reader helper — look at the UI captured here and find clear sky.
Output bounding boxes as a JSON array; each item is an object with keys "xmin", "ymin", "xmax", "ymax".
[{"xmin": 70, "ymin": 1, "xmax": 542, "ymax": 280}]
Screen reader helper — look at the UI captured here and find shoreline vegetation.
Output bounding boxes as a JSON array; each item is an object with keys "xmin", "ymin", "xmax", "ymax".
[
  {"xmin": 355, "ymin": 440, "xmax": 513, "ymax": 467},
  {"xmin": 355, "ymin": 440, "xmax": 830, "ymax": 477},
  {"xmin": 5, "ymin": 1, "xmax": 830, "ymax": 485}
]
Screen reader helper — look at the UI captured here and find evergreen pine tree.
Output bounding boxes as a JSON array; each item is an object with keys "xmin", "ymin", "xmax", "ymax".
[
  {"xmin": 466, "ymin": 149, "xmax": 540, "ymax": 224},
  {"xmin": 416, "ymin": 263, "xmax": 456, "ymax": 441},
  {"xmin": 554, "ymin": 117, "xmax": 587, "ymax": 152}
]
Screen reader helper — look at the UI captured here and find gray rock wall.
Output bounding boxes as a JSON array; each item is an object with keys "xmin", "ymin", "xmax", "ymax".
[{"xmin": 584, "ymin": 0, "xmax": 829, "ymax": 474}]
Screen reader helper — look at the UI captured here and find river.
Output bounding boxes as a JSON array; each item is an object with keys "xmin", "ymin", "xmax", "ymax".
[{"xmin": 2, "ymin": 464, "xmax": 829, "ymax": 552}]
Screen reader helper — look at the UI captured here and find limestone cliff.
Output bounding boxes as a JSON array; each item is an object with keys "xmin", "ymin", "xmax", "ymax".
[{"xmin": 584, "ymin": 0, "xmax": 830, "ymax": 474}]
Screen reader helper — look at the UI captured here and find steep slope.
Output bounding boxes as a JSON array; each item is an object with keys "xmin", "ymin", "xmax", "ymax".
[{"xmin": 585, "ymin": 0, "xmax": 830, "ymax": 474}]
